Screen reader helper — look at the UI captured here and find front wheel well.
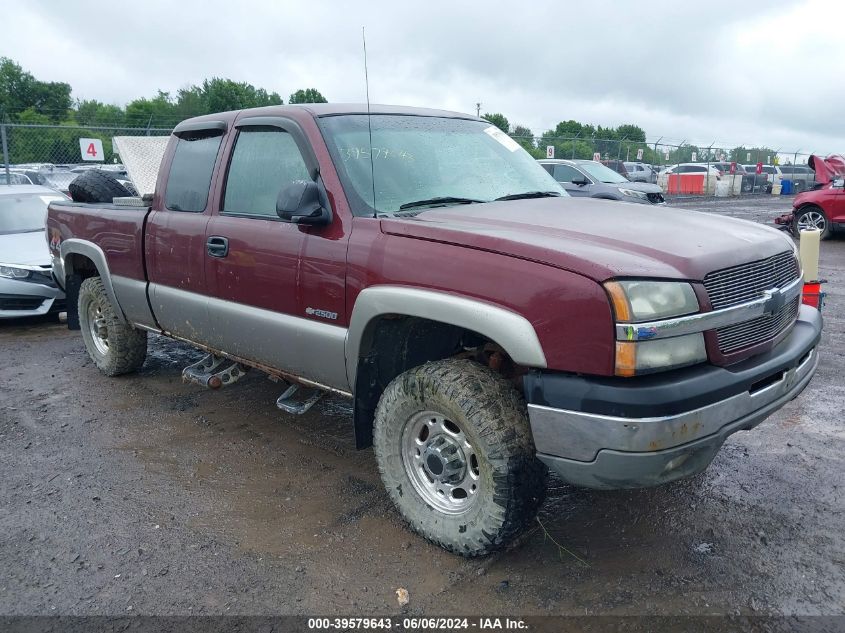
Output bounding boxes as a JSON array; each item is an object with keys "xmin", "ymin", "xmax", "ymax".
[{"xmin": 352, "ymin": 316, "xmax": 520, "ymax": 449}]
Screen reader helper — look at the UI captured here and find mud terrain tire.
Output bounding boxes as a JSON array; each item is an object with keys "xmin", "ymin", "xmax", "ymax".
[
  {"xmin": 78, "ymin": 277, "xmax": 147, "ymax": 375},
  {"xmin": 373, "ymin": 359, "xmax": 547, "ymax": 556},
  {"xmin": 69, "ymin": 170, "xmax": 132, "ymax": 204}
]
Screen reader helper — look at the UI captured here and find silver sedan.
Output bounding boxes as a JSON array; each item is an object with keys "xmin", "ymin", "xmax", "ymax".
[{"xmin": 0, "ymin": 185, "xmax": 68, "ymax": 318}]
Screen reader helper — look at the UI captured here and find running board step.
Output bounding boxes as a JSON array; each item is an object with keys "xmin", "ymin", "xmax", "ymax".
[
  {"xmin": 182, "ymin": 353, "xmax": 249, "ymax": 389},
  {"xmin": 275, "ymin": 383, "xmax": 322, "ymax": 415}
]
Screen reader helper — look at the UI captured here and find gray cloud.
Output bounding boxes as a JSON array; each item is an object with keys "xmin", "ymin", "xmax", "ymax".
[{"xmin": 3, "ymin": 0, "xmax": 841, "ymax": 154}]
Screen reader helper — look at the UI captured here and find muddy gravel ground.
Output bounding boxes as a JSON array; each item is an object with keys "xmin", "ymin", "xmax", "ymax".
[{"xmin": 1, "ymin": 197, "xmax": 843, "ymax": 618}]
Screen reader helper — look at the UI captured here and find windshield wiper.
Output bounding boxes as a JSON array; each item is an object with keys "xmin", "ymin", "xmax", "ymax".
[
  {"xmin": 494, "ymin": 191, "xmax": 562, "ymax": 201},
  {"xmin": 399, "ymin": 196, "xmax": 484, "ymax": 210}
]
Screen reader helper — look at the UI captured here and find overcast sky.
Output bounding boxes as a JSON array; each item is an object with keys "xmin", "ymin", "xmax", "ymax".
[{"xmin": 4, "ymin": 0, "xmax": 842, "ymax": 155}]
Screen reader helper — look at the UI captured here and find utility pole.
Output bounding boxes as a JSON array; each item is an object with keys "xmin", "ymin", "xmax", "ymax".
[{"xmin": 475, "ymin": 102, "xmax": 481, "ymax": 117}]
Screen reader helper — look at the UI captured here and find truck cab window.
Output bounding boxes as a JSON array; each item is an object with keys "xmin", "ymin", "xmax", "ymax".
[
  {"xmin": 164, "ymin": 132, "xmax": 223, "ymax": 212},
  {"xmin": 222, "ymin": 128, "xmax": 310, "ymax": 218}
]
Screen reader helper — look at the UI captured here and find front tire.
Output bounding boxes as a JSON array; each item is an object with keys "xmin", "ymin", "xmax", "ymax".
[
  {"xmin": 373, "ymin": 359, "xmax": 547, "ymax": 556},
  {"xmin": 794, "ymin": 205, "xmax": 831, "ymax": 240},
  {"xmin": 78, "ymin": 277, "xmax": 147, "ymax": 375}
]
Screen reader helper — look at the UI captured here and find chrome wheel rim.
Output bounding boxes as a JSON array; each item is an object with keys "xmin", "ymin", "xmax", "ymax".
[
  {"xmin": 400, "ymin": 411, "xmax": 480, "ymax": 515},
  {"xmin": 798, "ymin": 211, "xmax": 826, "ymax": 232},
  {"xmin": 87, "ymin": 302, "xmax": 109, "ymax": 356}
]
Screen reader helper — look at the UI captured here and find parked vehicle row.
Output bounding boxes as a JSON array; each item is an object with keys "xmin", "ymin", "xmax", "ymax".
[
  {"xmin": 1, "ymin": 163, "xmax": 135, "ymax": 196},
  {"xmin": 540, "ymin": 159, "xmax": 665, "ymax": 204}
]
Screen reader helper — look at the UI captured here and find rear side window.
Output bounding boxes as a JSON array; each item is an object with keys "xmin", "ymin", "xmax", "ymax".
[
  {"xmin": 164, "ymin": 132, "xmax": 223, "ymax": 212},
  {"xmin": 552, "ymin": 164, "xmax": 583, "ymax": 182},
  {"xmin": 222, "ymin": 128, "xmax": 310, "ymax": 218}
]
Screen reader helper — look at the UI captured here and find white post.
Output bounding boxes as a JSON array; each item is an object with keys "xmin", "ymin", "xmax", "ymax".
[{"xmin": 799, "ymin": 229, "xmax": 820, "ymax": 282}]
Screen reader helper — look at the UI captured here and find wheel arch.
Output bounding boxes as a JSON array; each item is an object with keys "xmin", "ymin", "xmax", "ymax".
[
  {"xmin": 59, "ymin": 239, "xmax": 126, "ymax": 323},
  {"xmin": 346, "ymin": 286, "xmax": 546, "ymax": 449}
]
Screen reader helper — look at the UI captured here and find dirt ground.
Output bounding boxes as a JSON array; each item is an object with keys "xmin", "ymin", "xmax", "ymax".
[{"xmin": 1, "ymin": 197, "xmax": 843, "ymax": 617}]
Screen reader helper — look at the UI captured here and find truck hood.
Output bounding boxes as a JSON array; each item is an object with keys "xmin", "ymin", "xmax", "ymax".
[
  {"xmin": 807, "ymin": 154, "xmax": 845, "ymax": 185},
  {"xmin": 0, "ymin": 230, "xmax": 51, "ymax": 266},
  {"xmin": 381, "ymin": 197, "xmax": 795, "ymax": 282}
]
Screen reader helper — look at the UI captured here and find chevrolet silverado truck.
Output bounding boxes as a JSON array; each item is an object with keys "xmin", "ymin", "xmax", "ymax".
[{"xmin": 47, "ymin": 104, "xmax": 822, "ymax": 556}]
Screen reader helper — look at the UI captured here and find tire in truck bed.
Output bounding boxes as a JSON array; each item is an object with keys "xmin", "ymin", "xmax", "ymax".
[{"xmin": 69, "ymin": 170, "xmax": 132, "ymax": 204}]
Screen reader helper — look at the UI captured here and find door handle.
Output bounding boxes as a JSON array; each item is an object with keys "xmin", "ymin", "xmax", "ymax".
[{"xmin": 206, "ymin": 236, "xmax": 229, "ymax": 258}]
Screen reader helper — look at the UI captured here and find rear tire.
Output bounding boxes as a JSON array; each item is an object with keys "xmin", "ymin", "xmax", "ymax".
[
  {"xmin": 794, "ymin": 205, "xmax": 832, "ymax": 240},
  {"xmin": 373, "ymin": 359, "xmax": 547, "ymax": 556},
  {"xmin": 69, "ymin": 170, "xmax": 132, "ymax": 204},
  {"xmin": 78, "ymin": 277, "xmax": 147, "ymax": 375}
]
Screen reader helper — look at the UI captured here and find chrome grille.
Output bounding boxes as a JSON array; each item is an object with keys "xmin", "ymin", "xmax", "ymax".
[
  {"xmin": 716, "ymin": 297, "xmax": 800, "ymax": 354},
  {"xmin": 704, "ymin": 251, "xmax": 801, "ymax": 354},
  {"xmin": 704, "ymin": 251, "xmax": 799, "ymax": 310}
]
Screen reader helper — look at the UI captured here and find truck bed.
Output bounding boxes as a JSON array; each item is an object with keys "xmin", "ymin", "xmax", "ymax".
[{"xmin": 47, "ymin": 201, "xmax": 151, "ymax": 282}]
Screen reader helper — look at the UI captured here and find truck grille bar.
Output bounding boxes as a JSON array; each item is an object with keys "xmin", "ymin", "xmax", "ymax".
[{"xmin": 704, "ymin": 250, "xmax": 801, "ymax": 353}]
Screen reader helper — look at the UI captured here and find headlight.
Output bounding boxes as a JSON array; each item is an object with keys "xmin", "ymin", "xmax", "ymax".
[
  {"xmin": 605, "ymin": 280, "xmax": 699, "ymax": 322},
  {"xmin": 0, "ymin": 265, "xmax": 31, "ymax": 279},
  {"xmin": 605, "ymin": 280, "xmax": 706, "ymax": 376},
  {"xmin": 618, "ymin": 188, "xmax": 648, "ymax": 200},
  {"xmin": 615, "ymin": 334, "xmax": 707, "ymax": 377}
]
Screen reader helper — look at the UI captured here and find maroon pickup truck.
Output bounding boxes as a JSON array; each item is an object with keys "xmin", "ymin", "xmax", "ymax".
[{"xmin": 47, "ymin": 104, "xmax": 822, "ymax": 556}]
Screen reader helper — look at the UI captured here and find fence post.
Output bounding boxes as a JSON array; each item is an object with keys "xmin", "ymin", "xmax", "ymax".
[{"xmin": 1, "ymin": 123, "xmax": 10, "ymax": 186}]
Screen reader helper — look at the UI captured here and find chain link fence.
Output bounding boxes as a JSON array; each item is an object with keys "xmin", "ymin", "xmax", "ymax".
[
  {"xmin": 0, "ymin": 123, "xmax": 172, "ymax": 191},
  {"xmin": 0, "ymin": 121, "xmax": 823, "ymax": 198},
  {"xmin": 513, "ymin": 133, "xmax": 818, "ymax": 197}
]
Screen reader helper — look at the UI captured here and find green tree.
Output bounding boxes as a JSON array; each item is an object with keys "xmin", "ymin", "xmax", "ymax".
[
  {"xmin": 174, "ymin": 85, "xmax": 206, "ymax": 118},
  {"xmin": 124, "ymin": 91, "xmax": 176, "ymax": 127},
  {"xmin": 730, "ymin": 145, "xmax": 778, "ymax": 164},
  {"xmin": 201, "ymin": 78, "xmax": 282, "ymax": 113},
  {"xmin": 510, "ymin": 124, "xmax": 538, "ymax": 155},
  {"xmin": 289, "ymin": 88, "xmax": 327, "ymax": 104},
  {"xmin": 74, "ymin": 100, "xmax": 125, "ymax": 126},
  {"xmin": 483, "ymin": 112, "xmax": 509, "ymax": 133},
  {"xmin": 0, "ymin": 57, "xmax": 71, "ymax": 122},
  {"xmin": 548, "ymin": 120, "xmax": 595, "ymax": 139},
  {"xmin": 615, "ymin": 124, "xmax": 646, "ymax": 143}
]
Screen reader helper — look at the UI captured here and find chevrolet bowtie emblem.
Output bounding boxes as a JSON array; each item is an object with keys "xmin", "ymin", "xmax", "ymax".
[{"xmin": 762, "ymin": 287, "xmax": 786, "ymax": 315}]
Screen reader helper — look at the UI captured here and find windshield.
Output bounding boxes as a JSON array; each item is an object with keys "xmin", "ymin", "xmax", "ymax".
[
  {"xmin": 42, "ymin": 172, "xmax": 76, "ymax": 190},
  {"xmin": 0, "ymin": 173, "xmax": 32, "ymax": 185},
  {"xmin": 319, "ymin": 115, "xmax": 565, "ymax": 216},
  {"xmin": 578, "ymin": 162, "xmax": 629, "ymax": 184},
  {"xmin": 0, "ymin": 193, "xmax": 64, "ymax": 234}
]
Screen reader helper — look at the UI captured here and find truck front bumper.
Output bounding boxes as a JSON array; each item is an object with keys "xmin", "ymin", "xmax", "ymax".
[{"xmin": 524, "ymin": 305, "xmax": 822, "ymax": 490}]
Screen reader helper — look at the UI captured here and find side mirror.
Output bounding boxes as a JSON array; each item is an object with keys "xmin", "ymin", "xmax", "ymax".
[
  {"xmin": 276, "ymin": 180, "xmax": 331, "ymax": 225},
  {"xmin": 572, "ymin": 177, "xmax": 590, "ymax": 186},
  {"xmin": 833, "ymin": 178, "xmax": 845, "ymax": 188}
]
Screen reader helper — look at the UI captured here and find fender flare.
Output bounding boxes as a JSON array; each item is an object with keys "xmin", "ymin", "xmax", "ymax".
[
  {"xmin": 59, "ymin": 239, "xmax": 127, "ymax": 322},
  {"xmin": 345, "ymin": 285, "xmax": 547, "ymax": 387}
]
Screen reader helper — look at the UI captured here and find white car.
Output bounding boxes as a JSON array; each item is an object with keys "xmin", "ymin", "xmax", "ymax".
[
  {"xmin": 623, "ymin": 161, "xmax": 655, "ymax": 183},
  {"xmin": 0, "ymin": 185, "xmax": 67, "ymax": 318}
]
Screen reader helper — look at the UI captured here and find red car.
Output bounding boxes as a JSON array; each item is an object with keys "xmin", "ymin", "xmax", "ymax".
[{"xmin": 776, "ymin": 154, "xmax": 845, "ymax": 239}]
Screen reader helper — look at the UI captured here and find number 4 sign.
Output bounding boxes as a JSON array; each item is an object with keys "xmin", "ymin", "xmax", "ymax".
[{"xmin": 79, "ymin": 138, "xmax": 104, "ymax": 161}]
